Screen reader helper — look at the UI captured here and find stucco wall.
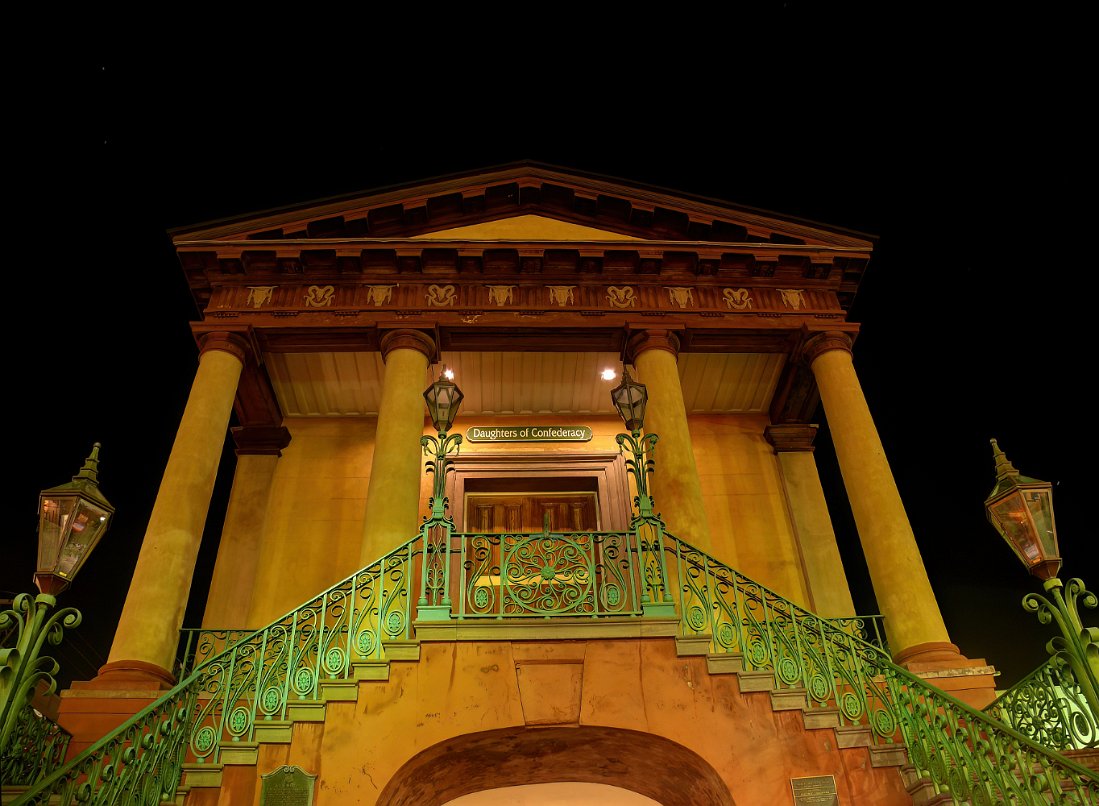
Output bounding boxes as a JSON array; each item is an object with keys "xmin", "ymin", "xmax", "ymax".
[{"xmin": 217, "ymin": 413, "xmax": 815, "ymax": 629}]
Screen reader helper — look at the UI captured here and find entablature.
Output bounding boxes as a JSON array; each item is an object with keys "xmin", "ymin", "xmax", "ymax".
[{"xmin": 178, "ymin": 240, "xmax": 869, "ymax": 312}]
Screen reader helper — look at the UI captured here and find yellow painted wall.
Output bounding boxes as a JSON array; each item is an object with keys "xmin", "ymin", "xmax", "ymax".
[
  {"xmin": 247, "ymin": 418, "xmax": 378, "ymax": 627},
  {"xmin": 234, "ymin": 412, "xmax": 812, "ymax": 628},
  {"xmin": 689, "ymin": 414, "xmax": 811, "ymax": 609}
]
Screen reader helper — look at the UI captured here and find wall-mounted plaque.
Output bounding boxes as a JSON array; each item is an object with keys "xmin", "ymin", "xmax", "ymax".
[
  {"xmin": 466, "ymin": 426, "xmax": 593, "ymax": 443},
  {"xmin": 791, "ymin": 775, "xmax": 838, "ymax": 805},
  {"xmin": 260, "ymin": 765, "xmax": 317, "ymax": 806}
]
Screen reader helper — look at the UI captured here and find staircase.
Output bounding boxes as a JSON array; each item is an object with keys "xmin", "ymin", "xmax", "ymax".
[{"xmin": 8, "ymin": 524, "xmax": 1099, "ymax": 805}]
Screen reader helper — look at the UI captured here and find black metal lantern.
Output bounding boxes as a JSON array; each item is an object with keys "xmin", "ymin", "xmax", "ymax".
[
  {"xmin": 423, "ymin": 369, "xmax": 464, "ymax": 433},
  {"xmin": 984, "ymin": 439, "xmax": 1060, "ymax": 581},
  {"xmin": 36, "ymin": 443, "xmax": 114, "ymax": 595},
  {"xmin": 611, "ymin": 368, "xmax": 648, "ymax": 433}
]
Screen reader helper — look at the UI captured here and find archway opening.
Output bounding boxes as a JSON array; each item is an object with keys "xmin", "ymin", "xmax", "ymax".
[{"xmin": 378, "ymin": 725, "xmax": 734, "ymax": 806}]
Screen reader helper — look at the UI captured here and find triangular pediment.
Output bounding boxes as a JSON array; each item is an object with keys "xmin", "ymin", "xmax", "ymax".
[
  {"xmin": 171, "ymin": 162, "xmax": 874, "ymax": 250},
  {"xmin": 410, "ymin": 214, "xmax": 644, "ymax": 242}
]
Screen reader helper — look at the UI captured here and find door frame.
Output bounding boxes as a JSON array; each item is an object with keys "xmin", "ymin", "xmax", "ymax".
[{"xmin": 448, "ymin": 451, "xmax": 631, "ymax": 532}]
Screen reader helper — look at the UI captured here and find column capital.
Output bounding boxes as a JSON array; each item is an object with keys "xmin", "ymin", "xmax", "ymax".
[
  {"xmin": 379, "ymin": 329, "xmax": 437, "ymax": 362},
  {"xmin": 624, "ymin": 329, "xmax": 681, "ymax": 363},
  {"xmin": 198, "ymin": 331, "xmax": 252, "ymax": 364},
  {"xmin": 764, "ymin": 424, "xmax": 819, "ymax": 453},
  {"xmin": 231, "ymin": 425, "xmax": 292, "ymax": 456},
  {"xmin": 800, "ymin": 330, "xmax": 853, "ymax": 367}
]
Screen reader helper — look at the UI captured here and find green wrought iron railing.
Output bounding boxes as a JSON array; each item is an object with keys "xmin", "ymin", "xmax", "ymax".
[
  {"xmin": 987, "ymin": 657, "xmax": 1099, "ymax": 752},
  {"xmin": 11, "ymin": 418, "xmax": 1099, "ymax": 804},
  {"xmin": 18, "ymin": 524, "xmax": 1099, "ymax": 804},
  {"xmin": 0, "ymin": 703, "xmax": 71, "ymax": 787},
  {"xmin": 661, "ymin": 531, "xmax": 1099, "ymax": 804}
]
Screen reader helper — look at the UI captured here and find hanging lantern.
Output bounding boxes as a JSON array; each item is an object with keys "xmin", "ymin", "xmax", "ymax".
[
  {"xmin": 36, "ymin": 443, "xmax": 115, "ymax": 595},
  {"xmin": 423, "ymin": 368, "xmax": 465, "ymax": 433},
  {"xmin": 984, "ymin": 439, "xmax": 1060, "ymax": 580},
  {"xmin": 611, "ymin": 368, "xmax": 648, "ymax": 433}
]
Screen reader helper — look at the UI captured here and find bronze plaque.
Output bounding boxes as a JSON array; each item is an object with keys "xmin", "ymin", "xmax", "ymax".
[
  {"xmin": 260, "ymin": 765, "xmax": 316, "ymax": 806},
  {"xmin": 791, "ymin": 775, "xmax": 838, "ymax": 805}
]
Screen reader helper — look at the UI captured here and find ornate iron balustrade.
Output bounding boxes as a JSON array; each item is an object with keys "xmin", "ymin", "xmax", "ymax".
[
  {"xmin": 987, "ymin": 657, "xmax": 1099, "ymax": 752},
  {"xmin": 16, "ymin": 523, "xmax": 1099, "ymax": 804},
  {"xmin": 176, "ymin": 628, "xmax": 252, "ymax": 679},
  {"xmin": 455, "ymin": 529, "xmax": 643, "ymax": 618},
  {"xmin": 663, "ymin": 531, "xmax": 1099, "ymax": 804},
  {"xmin": 0, "ymin": 703, "xmax": 70, "ymax": 787}
]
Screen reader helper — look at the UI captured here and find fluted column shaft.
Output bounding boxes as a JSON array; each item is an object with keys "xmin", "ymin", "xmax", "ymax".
[
  {"xmin": 627, "ymin": 330, "xmax": 713, "ymax": 552},
  {"xmin": 105, "ymin": 333, "xmax": 247, "ymax": 681},
  {"xmin": 806, "ymin": 332, "xmax": 953, "ymax": 659},
  {"xmin": 360, "ymin": 330, "xmax": 434, "ymax": 564}
]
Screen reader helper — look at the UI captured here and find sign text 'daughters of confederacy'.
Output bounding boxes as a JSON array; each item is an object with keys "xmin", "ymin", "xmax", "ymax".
[{"xmin": 465, "ymin": 426, "xmax": 593, "ymax": 443}]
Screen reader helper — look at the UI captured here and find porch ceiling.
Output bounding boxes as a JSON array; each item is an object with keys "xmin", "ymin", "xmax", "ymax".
[{"xmin": 264, "ymin": 351, "xmax": 785, "ymax": 418}]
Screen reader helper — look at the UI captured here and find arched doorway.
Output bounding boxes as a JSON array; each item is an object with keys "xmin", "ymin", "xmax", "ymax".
[{"xmin": 377, "ymin": 725, "xmax": 735, "ymax": 806}]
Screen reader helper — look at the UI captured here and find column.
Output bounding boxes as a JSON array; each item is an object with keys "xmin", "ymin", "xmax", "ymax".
[
  {"xmin": 100, "ymin": 332, "xmax": 248, "ymax": 686},
  {"xmin": 201, "ymin": 427, "xmax": 290, "ymax": 630},
  {"xmin": 626, "ymin": 330, "xmax": 713, "ymax": 552},
  {"xmin": 765, "ymin": 424, "xmax": 856, "ymax": 619},
  {"xmin": 804, "ymin": 332, "xmax": 960, "ymax": 663},
  {"xmin": 359, "ymin": 330, "xmax": 434, "ymax": 564}
]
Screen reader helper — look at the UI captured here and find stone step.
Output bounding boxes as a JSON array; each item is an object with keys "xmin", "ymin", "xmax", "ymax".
[
  {"xmin": 382, "ymin": 640, "xmax": 420, "ymax": 661},
  {"xmin": 705, "ymin": 653, "xmax": 744, "ymax": 675},
  {"xmin": 868, "ymin": 743, "xmax": 908, "ymax": 769},
  {"xmin": 287, "ymin": 700, "xmax": 327, "ymax": 722},
  {"xmin": 770, "ymin": 688, "xmax": 808, "ymax": 711},
  {"xmin": 834, "ymin": 725, "xmax": 873, "ymax": 749},
  {"xmin": 674, "ymin": 635, "xmax": 712, "ymax": 656},
  {"xmin": 801, "ymin": 707, "xmax": 841, "ymax": 731},
  {"xmin": 736, "ymin": 670, "xmax": 776, "ymax": 692},
  {"xmin": 351, "ymin": 660, "xmax": 390, "ymax": 681},
  {"xmin": 254, "ymin": 720, "xmax": 293, "ymax": 743},
  {"xmin": 320, "ymin": 678, "xmax": 359, "ymax": 702},
  {"xmin": 182, "ymin": 762, "xmax": 224, "ymax": 788},
  {"xmin": 218, "ymin": 741, "xmax": 259, "ymax": 765}
]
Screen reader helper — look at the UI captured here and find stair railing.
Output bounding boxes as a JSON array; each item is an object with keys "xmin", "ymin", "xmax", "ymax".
[
  {"xmin": 986, "ymin": 656, "xmax": 1099, "ymax": 752},
  {"xmin": 663, "ymin": 531, "xmax": 1099, "ymax": 804}
]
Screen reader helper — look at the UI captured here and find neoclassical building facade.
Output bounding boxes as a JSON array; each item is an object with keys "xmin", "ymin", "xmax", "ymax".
[{"xmin": 25, "ymin": 164, "xmax": 1094, "ymax": 806}]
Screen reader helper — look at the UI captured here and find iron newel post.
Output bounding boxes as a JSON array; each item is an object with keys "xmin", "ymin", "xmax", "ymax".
[
  {"xmin": 417, "ymin": 370, "xmax": 464, "ymax": 620},
  {"xmin": 612, "ymin": 369, "xmax": 675, "ymax": 616},
  {"xmin": 984, "ymin": 439, "xmax": 1099, "ymax": 724},
  {"xmin": 0, "ymin": 444, "xmax": 114, "ymax": 761}
]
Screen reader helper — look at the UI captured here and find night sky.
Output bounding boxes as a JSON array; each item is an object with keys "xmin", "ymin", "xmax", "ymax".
[{"xmin": 6, "ymin": 40, "xmax": 1089, "ymax": 693}]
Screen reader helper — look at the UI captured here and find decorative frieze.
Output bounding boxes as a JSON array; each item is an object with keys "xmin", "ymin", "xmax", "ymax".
[
  {"xmin": 665, "ymin": 287, "xmax": 694, "ymax": 309},
  {"xmin": 365, "ymin": 285, "xmax": 396, "ymax": 306},
  {"xmin": 723, "ymin": 288, "xmax": 752, "ymax": 309},
  {"xmin": 546, "ymin": 285, "xmax": 576, "ymax": 307},
  {"xmin": 304, "ymin": 285, "xmax": 334, "ymax": 307},
  {"xmin": 247, "ymin": 287, "xmax": 276, "ymax": 308},
  {"xmin": 487, "ymin": 285, "xmax": 515, "ymax": 306},
  {"xmin": 607, "ymin": 286, "xmax": 636, "ymax": 308},
  {"xmin": 426, "ymin": 284, "xmax": 457, "ymax": 306},
  {"xmin": 204, "ymin": 281, "xmax": 843, "ymax": 320}
]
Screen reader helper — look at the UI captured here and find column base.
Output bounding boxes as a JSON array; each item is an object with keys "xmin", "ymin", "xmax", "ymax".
[
  {"xmin": 892, "ymin": 641, "xmax": 999, "ymax": 710},
  {"xmin": 71, "ymin": 659, "xmax": 177, "ymax": 692}
]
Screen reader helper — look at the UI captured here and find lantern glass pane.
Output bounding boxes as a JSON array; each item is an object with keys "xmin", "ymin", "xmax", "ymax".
[
  {"xmin": 1023, "ymin": 487, "xmax": 1058, "ymax": 559},
  {"xmin": 38, "ymin": 495, "xmax": 79, "ymax": 573},
  {"xmin": 989, "ymin": 494, "xmax": 1044, "ymax": 567},
  {"xmin": 56, "ymin": 500, "xmax": 111, "ymax": 578}
]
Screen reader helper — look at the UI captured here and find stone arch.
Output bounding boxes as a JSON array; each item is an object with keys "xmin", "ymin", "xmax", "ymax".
[{"xmin": 377, "ymin": 724, "xmax": 735, "ymax": 806}]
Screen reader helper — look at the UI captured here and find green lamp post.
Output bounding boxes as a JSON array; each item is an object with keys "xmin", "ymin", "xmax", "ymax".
[
  {"xmin": 417, "ymin": 369, "xmax": 464, "ymax": 619},
  {"xmin": 0, "ymin": 444, "xmax": 114, "ymax": 757},
  {"xmin": 984, "ymin": 439, "xmax": 1099, "ymax": 723},
  {"xmin": 611, "ymin": 367, "xmax": 674, "ymax": 616}
]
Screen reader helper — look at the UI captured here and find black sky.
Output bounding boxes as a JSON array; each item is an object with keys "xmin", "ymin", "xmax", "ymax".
[{"xmin": 5, "ymin": 37, "xmax": 1090, "ymax": 691}]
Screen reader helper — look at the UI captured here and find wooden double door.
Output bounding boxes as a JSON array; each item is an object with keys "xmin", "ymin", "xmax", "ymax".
[{"xmin": 464, "ymin": 492, "xmax": 600, "ymax": 534}]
